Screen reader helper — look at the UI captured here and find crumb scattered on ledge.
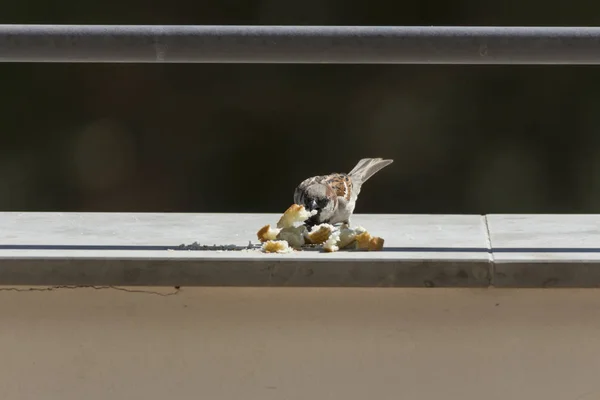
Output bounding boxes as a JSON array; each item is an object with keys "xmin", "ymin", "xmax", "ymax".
[
  {"xmin": 257, "ymin": 224, "xmax": 281, "ymax": 242},
  {"xmin": 323, "ymin": 229, "xmax": 341, "ymax": 252},
  {"xmin": 262, "ymin": 240, "xmax": 293, "ymax": 253},
  {"xmin": 277, "ymin": 225, "xmax": 307, "ymax": 248},
  {"xmin": 306, "ymin": 224, "xmax": 334, "ymax": 245},
  {"xmin": 174, "ymin": 242, "xmax": 258, "ymax": 251},
  {"xmin": 257, "ymin": 204, "xmax": 386, "ymax": 253},
  {"xmin": 355, "ymin": 231, "xmax": 372, "ymax": 250},
  {"xmin": 368, "ymin": 236, "xmax": 385, "ymax": 251}
]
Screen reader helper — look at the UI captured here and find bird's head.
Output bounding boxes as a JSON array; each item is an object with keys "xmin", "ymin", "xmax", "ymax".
[{"xmin": 301, "ymin": 183, "xmax": 336, "ymax": 227}]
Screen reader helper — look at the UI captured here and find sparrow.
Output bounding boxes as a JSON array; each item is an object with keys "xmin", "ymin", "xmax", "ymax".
[{"xmin": 293, "ymin": 158, "xmax": 393, "ymax": 227}]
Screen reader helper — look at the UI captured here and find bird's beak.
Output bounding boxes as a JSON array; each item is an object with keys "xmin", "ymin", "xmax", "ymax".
[{"xmin": 307, "ymin": 199, "xmax": 319, "ymax": 211}]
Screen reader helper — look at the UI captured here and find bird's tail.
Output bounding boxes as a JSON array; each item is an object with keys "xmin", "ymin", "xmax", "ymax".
[{"xmin": 348, "ymin": 158, "xmax": 394, "ymax": 184}]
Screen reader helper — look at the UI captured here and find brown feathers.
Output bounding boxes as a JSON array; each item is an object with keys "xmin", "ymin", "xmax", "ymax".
[{"xmin": 325, "ymin": 174, "xmax": 353, "ymax": 201}]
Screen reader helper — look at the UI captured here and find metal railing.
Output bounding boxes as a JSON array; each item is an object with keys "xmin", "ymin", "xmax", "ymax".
[{"xmin": 0, "ymin": 25, "xmax": 599, "ymax": 64}]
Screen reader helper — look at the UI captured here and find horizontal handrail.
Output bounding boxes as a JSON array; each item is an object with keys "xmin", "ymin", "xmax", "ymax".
[{"xmin": 0, "ymin": 25, "xmax": 600, "ymax": 64}]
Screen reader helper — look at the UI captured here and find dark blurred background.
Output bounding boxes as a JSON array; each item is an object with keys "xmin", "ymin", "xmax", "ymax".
[{"xmin": 2, "ymin": 1, "xmax": 599, "ymax": 214}]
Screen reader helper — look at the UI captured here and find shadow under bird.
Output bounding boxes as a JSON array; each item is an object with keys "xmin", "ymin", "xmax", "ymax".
[{"xmin": 294, "ymin": 158, "xmax": 393, "ymax": 227}]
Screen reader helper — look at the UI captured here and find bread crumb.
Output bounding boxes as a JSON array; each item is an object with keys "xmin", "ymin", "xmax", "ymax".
[
  {"xmin": 353, "ymin": 226, "xmax": 367, "ymax": 234},
  {"xmin": 257, "ymin": 224, "xmax": 281, "ymax": 242},
  {"xmin": 368, "ymin": 236, "xmax": 385, "ymax": 251},
  {"xmin": 338, "ymin": 225, "xmax": 357, "ymax": 249},
  {"xmin": 277, "ymin": 225, "xmax": 307, "ymax": 248},
  {"xmin": 306, "ymin": 223, "xmax": 334, "ymax": 245},
  {"xmin": 355, "ymin": 231, "xmax": 373, "ymax": 250},
  {"xmin": 261, "ymin": 240, "xmax": 293, "ymax": 253},
  {"xmin": 276, "ymin": 204, "xmax": 317, "ymax": 229},
  {"xmin": 323, "ymin": 230, "xmax": 341, "ymax": 252}
]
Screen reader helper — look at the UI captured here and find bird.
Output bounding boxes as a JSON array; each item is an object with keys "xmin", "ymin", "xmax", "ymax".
[{"xmin": 293, "ymin": 158, "xmax": 393, "ymax": 227}]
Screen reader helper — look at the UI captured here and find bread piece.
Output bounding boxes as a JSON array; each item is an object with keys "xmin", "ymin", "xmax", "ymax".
[
  {"xmin": 306, "ymin": 223, "xmax": 334, "ymax": 245},
  {"xmin": 368, "ymin": 236, "xmax": 385, "ymax": 251},
  {"xmin": 355, "ymin": 231, "xmax": 373, "ymax": 250},
  {"xmin": 323, "ymin": 230, "xmax": 341, "ymax": 253},
  {"xmin": 277, "ymin": 225, "xmax": 307, "ymax": 248},
  {"xmin": 338, "ymin": 227, "xmax": 356, "ymax": 249},
  {"xmin": 261, "ymin": 240, "xmax": 293, "ymax": 253},
  {"xmin": 257, "ymin": 224, "xmax": 281, "ymax": 243},
  {"xmin": 338, "ymin": 224, "xmax": 367, "ymax": 249},
  {"xmin": 276, "ymin": 204, "xmax": 317, "ymax": 229}
]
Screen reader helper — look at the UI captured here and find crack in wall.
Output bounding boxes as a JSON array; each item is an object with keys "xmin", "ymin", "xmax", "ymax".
[
  {"xmin": 0, "ymin": 285, "xmax": 181, "ymax": 296},
  {"xmin": 481, "ymin": 215, "xmax": 495, "ymax": 287}
]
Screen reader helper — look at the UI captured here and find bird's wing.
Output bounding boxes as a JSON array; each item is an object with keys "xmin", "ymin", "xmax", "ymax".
[{"xmin": 323, "ymin": 174, "xmax": 353, "ymax": 201}]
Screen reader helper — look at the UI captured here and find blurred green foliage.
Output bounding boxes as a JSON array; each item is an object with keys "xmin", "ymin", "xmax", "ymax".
[{"xmin": 1, "ymin": 0, "xmax": 599, "ymax": 213}]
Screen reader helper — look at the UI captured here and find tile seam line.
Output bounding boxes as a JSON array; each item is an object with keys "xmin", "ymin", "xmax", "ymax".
[{"xmin": 482, "ymin": 214, "xmax": 495, "ymax": 287}]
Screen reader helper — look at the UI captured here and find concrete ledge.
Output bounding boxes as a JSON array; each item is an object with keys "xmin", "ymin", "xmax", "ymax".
[
  {"xmin": 0, "ymin": 212, "xmax": 597, "ymax": 287},
  {"xmin": 487, "ymin": 214, "xmax": 600, "ymax": 287}
]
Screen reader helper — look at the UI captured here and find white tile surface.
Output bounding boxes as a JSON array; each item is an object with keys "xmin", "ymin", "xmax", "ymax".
[
  {"xmin": 486, "ymin": 214, "xmax": 600, "ymax": 261},
  {"xmin": 0, "ymin": 212, "xmax": 490, "ymax": 262},
  {"xmin": 0, "ymin": 213, "xmax": 491, "ymax": 287}
]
